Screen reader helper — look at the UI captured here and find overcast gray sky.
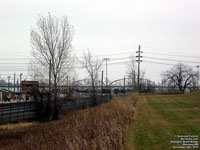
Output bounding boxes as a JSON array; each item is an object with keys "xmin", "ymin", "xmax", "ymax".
[{"xmin": 0, "ymin": 0, "xmax": 200, "ymax": 83}]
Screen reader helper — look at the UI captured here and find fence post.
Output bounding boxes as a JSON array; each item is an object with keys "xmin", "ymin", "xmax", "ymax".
[
  {"xmin": 101, "ymin": 70, "xmax": 103, "ymax": 103},
  {"xmin": 1, "ymin": 103, "xmax": 3, "ymax": 125},
  {"xmin": 29, "ymin": 101, "xmax": 31, "ymax": 121},
  {"xmin": 109, "ymin": 89, "xmax": 112, "ymax": 101},
  {"xmin": 9, "ymin": 102, "xmax": 11, "ymax": 123},
  {"xmin": 17, "ymin": 101, "xmax": 19, "ymax": 122},
  {"xmin": 124, "ymin": 76, "xmax": 126, "ymax": 96},
  {"xmin": 23, "ymin": 102, "xmax": 25, "ymax": 120}
]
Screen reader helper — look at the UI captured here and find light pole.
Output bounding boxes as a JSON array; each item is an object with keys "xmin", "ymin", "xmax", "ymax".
[
  {"xmin": 8, "ymin": 76, "xmax": 10, "ymax": 91},
  {"xmin": 197, "ymin": 65, "xmax": 200, "ymax": 89},
  {"xmin": 14, "ymin": 73, "xmax": 16, "ymax": 93},
  {"xmin": 103, "ymin": 58, "xmax": 110, "ymax": 88},
  {"xmin": 17, "ymin": 79, "xmax": 19, "ymax": 93},
  {"xmin": 20, "ymin": 73, "xmax": 23, "ymax": 98}
]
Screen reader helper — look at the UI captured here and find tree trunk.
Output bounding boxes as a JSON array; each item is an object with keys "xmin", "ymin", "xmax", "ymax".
[
  {"xmin": 179, "ymin": 86, "xmax": 182, "ymax": 92},
  {"xmin": 52, "ymin": 80, "xmax": 58, "ymax": 120},
  {"xmin": 92, "ymin": 79, "xmax": 96, "ymax": 106}
]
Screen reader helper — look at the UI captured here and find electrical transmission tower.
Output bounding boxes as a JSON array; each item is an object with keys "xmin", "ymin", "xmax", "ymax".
[{"xmin": 136, "ymin": 45, "xmax": 143, "ymax": 92}]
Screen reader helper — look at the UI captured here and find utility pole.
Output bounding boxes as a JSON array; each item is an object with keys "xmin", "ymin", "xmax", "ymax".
[
  {"xmin": 197, "ymin": 65, "xmax": 200, "ymax": 89},
  {"xmin": 17, "ymin": 79, "xmax": 19, "ymax": 93},
  {"xmin": 103, "ymin": 58, "xmax": 110, "ymax": 88},
  {"xmin": 136, "ymin": 45, "xmax": 143, "ymax": 93},
  {"xmin": 14, "ymin": 73, "xmax": 16, "ymax": 93},
  {"xmin": 8, "ymin": 76, "xmax": 10, "ymax": 91},
  {"xmin": 20, "ymin": 73, "xmax": 22, "ymax": 98},
  {"xmin": 101, "ymin": 70, "xmax": 103, "ymax": 102}
]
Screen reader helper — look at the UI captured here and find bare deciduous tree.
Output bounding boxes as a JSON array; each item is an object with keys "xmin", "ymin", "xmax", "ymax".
[
  {"xmin": 161, "ymin": 63, "xmax": 198, "ymax": 92},
  {"xmin": 126, "ymin": 55, "xmax": 137, "ymax": 89},
  {"xmin": 81, "ymin": 50, "xmax": 103, "ymax": 106},
  {"xmin": 29, "ymin": 13, "xmax": 75, "ymax": 119}
]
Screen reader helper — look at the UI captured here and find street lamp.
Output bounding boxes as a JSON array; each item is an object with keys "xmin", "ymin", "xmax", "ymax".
[
  {"xmin": 103, "ymin": 58, "xmax": 110, "ymax": 88},
  {"xmin": 20, "ymin": 73, "xmax": 23, "ymax": 98},
  {"xmin": 8, "ymin": 76, "xmax": 10, "ymax": 91}
]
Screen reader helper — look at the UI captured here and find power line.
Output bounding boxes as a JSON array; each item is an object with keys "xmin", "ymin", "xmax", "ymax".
[
  {"xmin": 2, "ymin": 51, "xmax": 199, "ymax": 62},
  {"xmin": 0, "ymin": 58, "xmax": 199, "ymax": 68},
  {"xmin": 0, "ymin": 63, "xmax": 34, "ymax": 64},
  {"xmin": 76, "ymin": 52, "xmax": 132, "ymax": 60},
  {"xmin": 0, "ymin": 58, "xmax": 30, "ymax": 60},
  {"xmin": 1, "ymin": 50, "xmax": 200, "ymax": 71},
  {"xmin": 0, "ymin": 73, "xmax": 30, "ymax": 76},
  {"xmin": 97, "ymin": 52, "xmax": 132, "ymax": 57},
  {"xmin": 0, "ymin": 70, "xmax": 28, "ymax": 72},
  {"xmin": 0, "ymin": 54, "xmax": 30, "ymax": 57},
  {"xmin": 0, "ymin": 66, "xmax": 28, "ymax": 67},
  {"xmin": 1, "ymin": 47, "xmax": 200, "ymax": 60},
  {"xmin": 108, "ymin": 56, "xmax": 131, "ymax": 61},
  {"xmin": 144, "ymin": 56, "xmax": 200, "ymax": 64},
  {"xmin": 0, "ymin": 60, "xmax": 198, "ymax": 72},
  {"xmin": 144, "ymin": 52, "xmax": 200, "ymax": 59},
  {"xmin": 143, "ymin": 61, "xmax": 174, "ymax": 66}
]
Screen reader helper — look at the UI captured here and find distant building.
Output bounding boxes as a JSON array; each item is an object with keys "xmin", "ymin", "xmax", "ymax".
[{"xmin": 22, "ymin": 81, "xmax": 39, "ymax": 100}]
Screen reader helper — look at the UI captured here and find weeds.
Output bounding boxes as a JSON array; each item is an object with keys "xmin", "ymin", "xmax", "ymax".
[{"xmin": 0, "ymin": 94, "xmax": 138, "ymax": 150}]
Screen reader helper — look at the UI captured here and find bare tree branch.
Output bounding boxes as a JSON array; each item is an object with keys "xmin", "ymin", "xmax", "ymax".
[{"xmin": 161, "ymin": 63, "xmax": 198, "ymax": 92}]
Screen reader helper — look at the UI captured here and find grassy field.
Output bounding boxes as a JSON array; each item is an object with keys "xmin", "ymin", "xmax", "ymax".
[
  {"xmin": 124, "ymin": 91, "xmax": 200, "ymax": 150},
  {"xmin": 0, "ymin": 94, "xmax": 138, "ymax": 150}
]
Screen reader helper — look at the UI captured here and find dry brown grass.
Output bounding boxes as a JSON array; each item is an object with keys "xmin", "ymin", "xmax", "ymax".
[
  {"xmin": 0, "ymin": 94, "xmax": 138, "ymax": 150},
  {"xmin": 0, "ymin": 122, "xmax": 36, "ymax": 130}
]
